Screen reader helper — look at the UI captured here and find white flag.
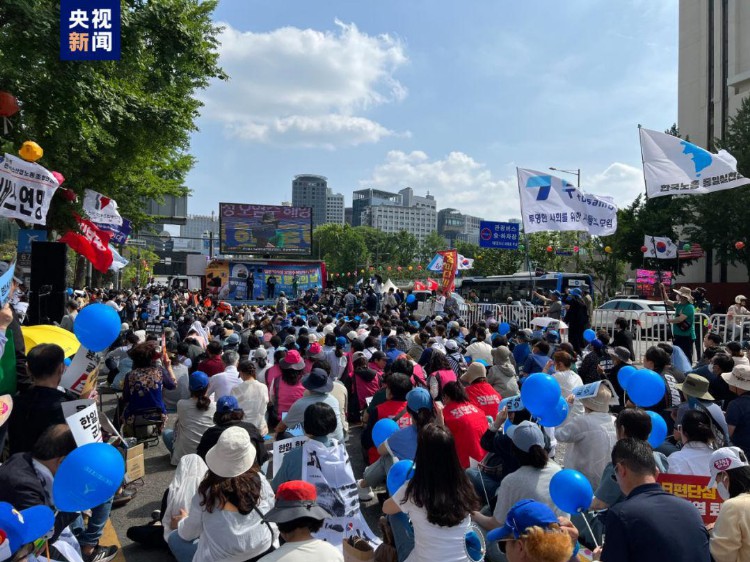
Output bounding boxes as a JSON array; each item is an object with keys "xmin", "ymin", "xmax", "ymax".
[
  {"xmin": 0, "ymin": 153, "xmax": 60, "ymax": 225},
  {"xmin": 108, "ymin": 244, "xmax": 129, "ymax": 272},
  {"xmin": 83, "ymin": 189, "xmax": 123, "ymax": 226},
  {"xmin": 639, "ymin": 128, "xmax": 750, "ymax": 198},
  {"xmin": 643, "ymin": 235, "xmax": 677, "ymax": 259},
  {"xmin": 517, "ymin": 168, "xmax": 617, "ymax": 236}
]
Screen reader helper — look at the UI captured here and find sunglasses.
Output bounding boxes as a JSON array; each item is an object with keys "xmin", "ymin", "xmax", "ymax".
[{"xmin": 610, "ymin": 462, "xmax": 622, "ymax": 483}]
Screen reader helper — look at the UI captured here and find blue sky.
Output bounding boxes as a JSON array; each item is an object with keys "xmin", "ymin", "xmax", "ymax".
[{"xmin": 185, "ymin": 0, "xmax": 678, "ymax": 222}]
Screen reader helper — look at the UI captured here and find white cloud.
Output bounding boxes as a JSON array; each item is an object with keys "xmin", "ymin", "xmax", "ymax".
[
  {"xmin": 201, "ymin": 20, "xmax": 408, "ymax": 148},
  {"xmin": 361, "ymin": 151, "xmax": 645, "ymax": 222}
]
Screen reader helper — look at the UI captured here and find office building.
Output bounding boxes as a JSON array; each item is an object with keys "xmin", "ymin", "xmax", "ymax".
[
  {"xmin": 438, "ymin": 208, "xmax": 483, "ymax": 247},
  {"xmin": 180, "ymin": 214, "xmax": 219, "ymax": 255},
  {"xmin": 351, "ymin": 188, "xmax": 402, "ymax": 227},
  {"xmin": 678, "ymin": 0, "xmax": 750, "ymax": 282},
  {"xmin": 325, "ymin": 189, "xmax": 345, "ymax": 225},
  {"xmin": 355, "ymin": 187, "xmax": 437, "ymax": 242},
  {"xmin": 344, "ymin": 207, "xmax": 353, "ymax": 225}
]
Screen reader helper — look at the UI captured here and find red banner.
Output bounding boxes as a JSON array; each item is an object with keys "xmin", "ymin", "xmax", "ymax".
[
  {"xmin": 426, "ymin": 278, "xmax": 439, "ymax": 291},
  {"xmin": 438, "ymin": 250, "xmax": 457, "ymax": 294},
  {"xmin": 413, "ymin": 280, "xmax": 426, "ymax": 291},
  {"xmin": 60, "ymin": 215, "xmax": 113, "ymax": 273},
  {"xmin": 656, "ymin": 473, "xmax": 723, "ymax": 524}
]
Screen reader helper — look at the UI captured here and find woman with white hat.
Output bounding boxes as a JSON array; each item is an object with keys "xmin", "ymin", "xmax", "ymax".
[
  {"xmin": 168, "ymin": 426, "xmax": 276, "ymax": 562},
  {"xmin": 707, "ymin": 447, "xmax": 750, "ymax": 562}
]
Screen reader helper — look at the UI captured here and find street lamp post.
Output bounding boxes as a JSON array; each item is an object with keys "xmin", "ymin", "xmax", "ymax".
[{"xmin": 549, "ymin": 167, "xmax": 582, "ymax": 270}]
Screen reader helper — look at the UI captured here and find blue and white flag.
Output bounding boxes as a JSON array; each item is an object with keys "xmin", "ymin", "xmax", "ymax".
[
  {"xmin": 427, "ymin": 253, "xmax": 474, "ymax": 272},
  {"xmin": 517, "ymin": 168, "xmax": 617, "ymax": 236},
  {"xmin": 640, "ymin": 128, "xmax": 750, "ymax": 198},
  {"xmin": 108, "ymin": 245, "xmax": 128, "ymax": 272}
]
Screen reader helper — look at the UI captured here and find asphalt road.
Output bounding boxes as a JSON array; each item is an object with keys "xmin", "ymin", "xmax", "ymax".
[{"xmin": 103, "ymin": 393, "xmax": 382, "ymax": 562}]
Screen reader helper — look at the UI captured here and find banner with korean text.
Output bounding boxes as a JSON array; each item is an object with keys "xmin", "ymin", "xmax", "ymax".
[
  {"xmin": 517, "ymin": 168, "xmax": 617, "ymax": 236},
  {"xmin": 0, "ymin": 154, "xmax": 60, "ymax": 225},
  {"xmin": 656, "ymin": 473, "xmax": 722, "ymax": 524}
]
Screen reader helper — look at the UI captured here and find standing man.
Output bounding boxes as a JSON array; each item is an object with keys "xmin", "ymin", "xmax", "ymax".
[
  {"xmin": 266, "ymin": 273, "xmax": 277, "ymax": 299},
  {"xmin": 247, "ymin": 271, "xmax": 255, "ymax": 300},
  {"xmin": 597, "ymin": 438, "xmax": 710, "ymax": 561},
  {"xmin": 60, "ymin": 300, "xmax": 79, "ymax": 332}
]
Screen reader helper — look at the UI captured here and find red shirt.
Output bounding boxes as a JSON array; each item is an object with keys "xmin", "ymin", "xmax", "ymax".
[
  {"xmin": 196, "ymin": 355, "xmax": 224, "ymax": 377},
  {"xmin": 443, "ymin": 401, "xmax": 488, "ymax": 468},
  {"xmin": 367, "ymin": 400, "xmax": 412, "ymax": 463},
  {"xmin": 466, "ymin": 381, "xmax": 502, "ymax": 418}
]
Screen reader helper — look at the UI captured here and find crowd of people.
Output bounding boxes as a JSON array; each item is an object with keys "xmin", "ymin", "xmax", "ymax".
[{"xmin": 1, "ymin": 278, "xmax": 750, "ymax": 562}]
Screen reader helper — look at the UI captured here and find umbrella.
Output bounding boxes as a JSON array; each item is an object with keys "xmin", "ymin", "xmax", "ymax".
[
  {"xmin": 22, "ymin": 325, "xmax": 80, "ymax": 357},
  {"xmin": 530, "ymin": 317, "xmax": 568, "ymax": 330}
]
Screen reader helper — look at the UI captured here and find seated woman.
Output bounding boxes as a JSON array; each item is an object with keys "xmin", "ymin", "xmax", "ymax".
[
  {"xmin": 383, "ymin": 423, "xmax": 480, "ymax": 562},
  {"xmin": 441, "ymin": 381, "xmax": 489, "ymax": 469},
  {"xmin": 668, "ymin": 409, "xmax": 715, "ymax": 476},
  {"xmin": 121, "ymin": 341, "xmax": 177, "ymax": 434},
  {"xmin": 168, "ymin": 427, "xmax": 276, "ymax": 562},
  {"xmin": 163, "ymin": 372, "xmax": 216, "ymax": 466}
]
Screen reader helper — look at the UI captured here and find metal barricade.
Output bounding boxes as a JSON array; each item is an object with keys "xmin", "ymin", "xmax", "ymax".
[
  {"xmin": 462, "ymin": 303, "xmax": 501, "ymax": 326},
  {"xmin": 707, "ymin": 313, "xmax": 750, "ymax": 344}
]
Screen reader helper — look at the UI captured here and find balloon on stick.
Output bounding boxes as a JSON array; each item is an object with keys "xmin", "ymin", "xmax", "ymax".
[
  {"xmin": 73, "ymin": 303, "xmax": 122, "ymax": 352},
  {"xmin": 583, "ymin": 329, "xmax": 596, "ymax": 342},
  {"xmin": 53, "ymin": 443, "xmax": 125, "ymax": 512},
  {"xmin": 538, "ymin": 396, "xmax": 569, "ymax": 427},
  {"xmin": 498, "ymin": 322, "xmax": 510, "ymax": 336},
  {"xmin": 549, "ymin": 469, "xmax": 594, "ymax": 514},
  {"xmin": 646, "ymin": 411, "xmax": 667, "ymax": 448},
  {"xmin": 386, "ymin": 460, "xmax": 415, "ymax": 496},
  {"xmin": 627, "ymin": 369, "xmax": 665, "ymax": 407},
  {"xmin": 372, "ymin": 418, "xmax": 399, "ymax": 447}
]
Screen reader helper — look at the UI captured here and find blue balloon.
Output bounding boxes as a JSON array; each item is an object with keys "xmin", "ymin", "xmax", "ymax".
[
  {"xmin": 387, "ymin": 460, "xmax": 415, "ymax": 496},
  {"xmin": 74, "ymin": 304, "xmax": 122, "ymax": 352},
  {"xmin": 617, "ymin": 365, "xmax": 637, "ymax": 391},
  {"xmin": 372, "ymin": 418, "xmax": 399, "ymax": 448},
  {"xmin": 64, "ymin": 357, "xmax": 72, "ymax": 366},
  {"xmin": 53, "ymin": 443, "xmax": 125, "ymax": 512},
  {"xmin": 583, "ymin": 329, "xmax": 596, "ymax": 343},
  {"xmin": 538, "ymin": 396, "xmax": 569, "ymax": 427},
  {"xmin": 141, "ymin": 312, "xmax": 149, "ymax": 320},
  {"xmin": 647, "ymin": 411, "xmax": 668, "ymax": 448},
  {"xmin": 498, "ymin": 322, "xmax": 510, "ymax": 336},
  {"xmin": 627, "ymin": 369, "xmax": 666, "ymax": 407},
  {"xmin": 66, "ymin": 288, "xmax": 74, "ymax": 296},
  {"xmin": 406, "ymin": 294, "xmax": 416, "ymax": 304},
  {"xmin": 549, "ymin": 469, "xmax": 594, "ymax": 514},
  {"xmin": 520, "ymin": 373, "xmax": 561, "ymax": 417}
]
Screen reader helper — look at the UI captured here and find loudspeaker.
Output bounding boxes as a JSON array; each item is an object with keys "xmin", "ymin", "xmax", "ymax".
[{"xmin": 28, "ymin": 242, "xmax": 67, "ymax": 325}]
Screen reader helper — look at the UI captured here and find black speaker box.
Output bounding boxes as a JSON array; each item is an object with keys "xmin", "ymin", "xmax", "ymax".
[{"xmin": 28, "ymin": 241, "xmax": 67, "ymax": 325}]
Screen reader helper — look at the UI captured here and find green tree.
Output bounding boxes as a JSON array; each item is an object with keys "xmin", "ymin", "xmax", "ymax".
[
  {"xmin": 418, "ymin": 231, "xmax": 446, "ymax": 264},
  {"xmin": 312, "ymin": 224, "xmax": 368, "ymax": 274},
  {"xmin": 456, "ymin": 241, "xmax": 523, "ymax": 276},
  {"xmin": 0, "ymin": 0, "xmax": 226, "ymax": 233},
  {"xmin": 684, "ymin": 95, "xmax": 750, "ymax": 280}
]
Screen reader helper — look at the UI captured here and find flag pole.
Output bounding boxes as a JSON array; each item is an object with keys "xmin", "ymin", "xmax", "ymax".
[{"xmin": 516, "ymin": 167, "xmax": 536, "ymax": 298}]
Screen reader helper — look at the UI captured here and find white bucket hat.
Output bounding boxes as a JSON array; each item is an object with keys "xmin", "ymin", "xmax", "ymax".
[{"xmin": 205, "ymin": 426, "xmax": 256, "ymax": 478}]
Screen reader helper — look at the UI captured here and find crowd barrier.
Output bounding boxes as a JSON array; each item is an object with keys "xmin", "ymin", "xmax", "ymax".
[{"xmin": 707, "ymin": 313, "xmax": 750, "ymax": 344}]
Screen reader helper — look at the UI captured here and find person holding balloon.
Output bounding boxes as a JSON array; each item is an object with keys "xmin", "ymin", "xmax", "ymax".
[{"xmin": 382, "ymin": 423, "xmax": 480, "ymax": 562}]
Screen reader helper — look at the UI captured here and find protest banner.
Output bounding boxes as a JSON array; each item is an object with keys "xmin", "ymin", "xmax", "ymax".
[
  {"xmin": 499, "ymin": 394, "xmax": 524, "ymax": 412},
  {"xmin": 572, "ymin": 381, "xmax": 602, "ymax": 400},
  {"xmin": 0, "ymin": 261, "xmax": 16, "ymax": 306},
  {"xmin": 271, "ymin": 435, "xmax": 308, "ymax": 477},
  {"xmin": 61, "ymin": 346, "xmax": 99, "ymax": 395},
  {"xmin": 0, "ymin": 153, "xmax": 60, "ymax": 225},
  {"xmin": 62, "ymin": 399, "xmax": 102, "ymax": 445},
  {"xmin": 656, "ymin": 473, "xmax": 723, "ymax": 524}
]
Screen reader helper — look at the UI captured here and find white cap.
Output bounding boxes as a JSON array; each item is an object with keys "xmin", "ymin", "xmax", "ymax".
[
  {"xmin": 254, "ymin": 330, "xmax": 264, "ymax": 339},
  {"xmin": 708, "ymin": 446, "xmax": 749, "ymax": 487},
  {"xmin": 347, "ymin": 330, "xmax": 358, "ymax": 341}
]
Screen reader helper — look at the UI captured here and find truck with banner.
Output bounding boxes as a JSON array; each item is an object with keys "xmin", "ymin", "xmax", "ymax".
[{"xmin": 204, "ymin": 258, "xmax": 326, "ymax": 302}]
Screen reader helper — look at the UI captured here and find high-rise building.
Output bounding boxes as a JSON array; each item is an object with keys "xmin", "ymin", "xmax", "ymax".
[
  {"xmin": 325, "ymin": 189, "xmax": 345, "ymax": 225},
  {"xmin": 292, "ymin": 174, "xmax": 328, "ymax": 227},
  {"xmin": 678, "ymin": 0, "xmax": 750, "ymax": 282},
  {"xmin": 344, "ymin": 207, "xmax": 353, "ymax": 225},
  {"xmin": 354, "ymin": 187, "xmax": 437, "ymax": 242},
  {"xmin": 180, "ymin": 214, "xmax": 219, "ymax": 255},
  {"xmin": 437, "ymin": 208, "xmax": 483, "ymax": 247}
]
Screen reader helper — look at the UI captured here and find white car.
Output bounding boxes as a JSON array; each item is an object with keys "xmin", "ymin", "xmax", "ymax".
[{"xmin": 592, "ymin": 299, "xmax": 673, "ymax": 336}]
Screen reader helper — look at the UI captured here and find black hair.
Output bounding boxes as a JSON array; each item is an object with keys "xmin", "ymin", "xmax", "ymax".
[
  {"xmin": 614, "ymin": 317, "xmax": 628, "ymax": 330},
  {"xmin": 426, "ymin": 350, "xmax": 450, "ymax": 374},
  {"xmin": 387, "ymin": 373, "xmax": 412, "ymax": 401},
  {"xmin": 644, "ymin": 346, "xmax": 670, "ymax": 374},
  {"xmin": 403, "ymin": 424, "xmax": 479, "ymax": 526},
  {"xmin": 27, "ymin": 344, "xmax": 65, "ymax": 381},
  {"xmin": 705, "ymin": 333, "xmax": 722, "ymax": 346},
  {"xmin": 512, "ymin": 442, "xmax": 549, "ymax": 469},
  {"xmin": 727, "ymin": 465, "xmax": 750, "ymax": 498},
  {"xmin": 281, "ymin": 366, "xmax": 304, "ymax": 386},
  {"xmin": 596, "ymin": 330, "xmax": 610, "ymax": 345},
  {"xmin": 616, "ymin": 408, "xmax": 652, "ymax": 441},
  {"xmin": 238, "ymin": 360, "xmax": 256, "ymax": 377},
  {"xmin": 611, "ymin": 438, "xmax": 657, "ymax": 476},
  {"xmin": 442, "ymin": 381, "xmax": 468, "ymax": 402},
  {"xmin": 32, "ymin": 424, "xmax": 77, "ymax": 461},
  {"xmin": 303, "ymin": 402, "xmax": 337, "ymax": 437},
  {"xmin": 656, "ymin": 342, "xmax": 674, "ymax": 356},
  {"xmin": 681, "ymin": 409, "xmax": 714, "ymax": 444},
  {"xmin": 534, "ymin": 341, "xmax": 550, "ymax": 355},
  {"xmin": 191, "ymin": 387, "xmax": 211, "ymax": 411},
  {"xmin": 713, "ymin": 353, "xmax": 735, "ymax": 374},
  {"xmin": 207, "ymin": 341, "xmax": 223, "ymax": 355},
  {"xmin": 726, "ymin": 341, "xmax": 742, "ymax": 356},
  {"xmin": 276, "ymin": 517, "xmax": 324, "ymax": 535},
  {"xmin": 213, "ymin": 409, "xmax": 245, "ymax": 425}
]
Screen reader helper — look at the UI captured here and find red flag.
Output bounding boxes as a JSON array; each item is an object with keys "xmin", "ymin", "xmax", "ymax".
[
  {"xmin": 426, "ymin": 278, "xmax": 439, "ymax": 291},
  {"xmin": 60, "ymin": 215, "xmax": 113, "ymax": 273},
  {"xmin": 413, "ymin": 280, "xmax": 427, "ymax": 291},
  {"xmin": 438, "ymin": 250, "xmax": 458, "ymax": 294}
]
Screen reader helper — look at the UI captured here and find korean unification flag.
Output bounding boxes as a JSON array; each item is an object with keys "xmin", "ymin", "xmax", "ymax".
[
  {"xmin": 639, "ymin": 128, "xmax": 750, "ymax": 198},
  {"xmin": 643, "ymin": 236, "xmax": 677, "ymax": 259},
  {"xmin": 517, "ymin": 168, "xmax": 617, "ymax": 236}
]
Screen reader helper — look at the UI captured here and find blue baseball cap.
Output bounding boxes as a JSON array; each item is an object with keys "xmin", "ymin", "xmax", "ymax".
[
  {"xmin": 189, "ymin": 371, "xmax": 209, "ymax": 391},
  {"xmin": 0, "ymin": 502, "xmax": 55, "ymax": 555},
  {"xmin": 406, "ymin": 388, "xmax": 432, "ymax": 412},
  {"xmin": 570, "ymin": 288, "xmax": 582, "ymax": 297},
  {"xmin": 336, "ymin": 336, "xmax": 347, "ymax": 347},
  {"xmin": 216, "ymin": 395, "xmax": 240, "ymax": 413},
  {"xmin": 487, "ymin": 499, "xmax": 558, "ymax": 542}
]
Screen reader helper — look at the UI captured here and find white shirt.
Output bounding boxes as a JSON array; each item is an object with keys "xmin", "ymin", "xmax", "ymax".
[
  {"xmin": 257, "ymin": 539, "xmax": 343, "ymax": 562},
  {"xmin": 667, "ymin": 441, "xmax": 714, "ymax": 477},
  {"xmin": 433, "ymin": 295, "xmax": 446, "ymax": 313},
  {"xmin": 178, "ymin": 475, "xmax": 276, "ymax": 562},
  {"xmin": 392, "ymin": 483, "xmax": 472, "ymax": 562},
  {"xmin": 554, "ymin": 411, "xmax": 617, "ymax": 489},
  {"xmin": 231, "ymin": 379, "xmax": 269, "ymax": 435},
  {"xmin": 206, "ymin": 366, "xmax": 242, "ymax": 400}
]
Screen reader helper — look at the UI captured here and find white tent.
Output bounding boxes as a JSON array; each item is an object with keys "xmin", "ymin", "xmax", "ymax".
[{"xmin": 382, "ymin": 278, "xmax": 398, "ymax": 293}]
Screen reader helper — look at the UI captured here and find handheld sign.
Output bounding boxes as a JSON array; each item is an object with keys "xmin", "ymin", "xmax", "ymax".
[
  {"xmin": 62, "ymin": 399, "xmax": 102, "ymax": 445},
  {"xmin": 572, "ymin": 381, "xmax": 601, "ymax": 400},
  {"xmin": 0, "ymin": 262, "xmax": 16, "ymax": 306},
  {"xmin": 61, "ymin": 347, "xmax": 99, "ymax": 396},
  {"xmin": 499, "ymin": 394, "xmax": 524, "ymax": 412}
]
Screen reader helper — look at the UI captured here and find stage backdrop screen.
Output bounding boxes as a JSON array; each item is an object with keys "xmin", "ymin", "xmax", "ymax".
[{"xmin": 220, "ymin": 203, "xmax": 312, "ymax": 255}]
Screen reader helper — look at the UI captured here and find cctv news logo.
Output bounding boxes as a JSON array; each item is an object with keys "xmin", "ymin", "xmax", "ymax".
[{"xmin": 60, "ymin": 0, "xmax": 121, "ymax": 61}]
